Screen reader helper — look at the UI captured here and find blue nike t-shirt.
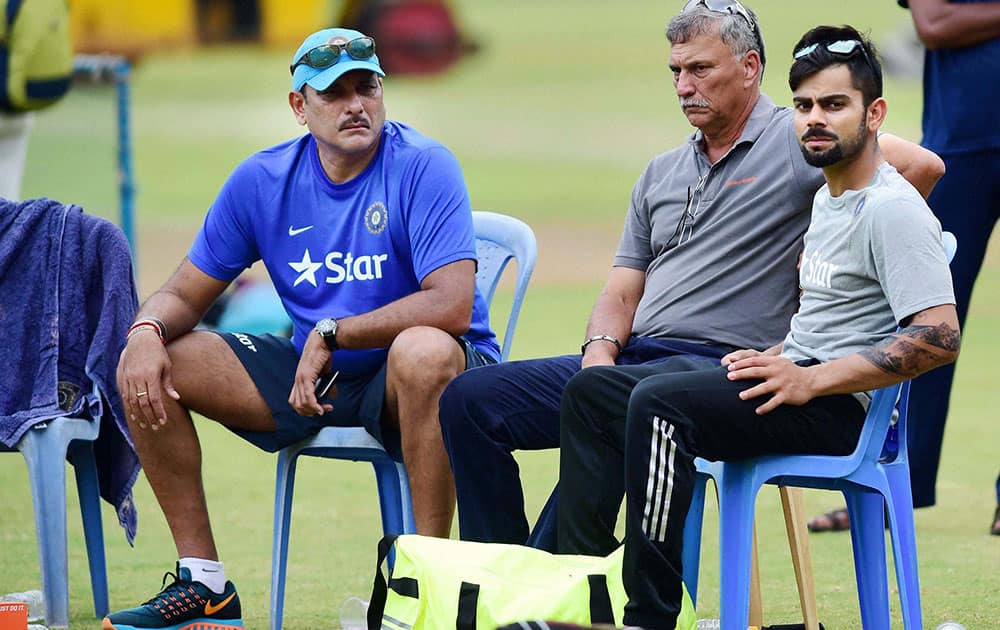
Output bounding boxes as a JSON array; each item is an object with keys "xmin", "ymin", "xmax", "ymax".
[{"xmin": 189, "ymin": 120, "xmax": 499, "ymax": 376}]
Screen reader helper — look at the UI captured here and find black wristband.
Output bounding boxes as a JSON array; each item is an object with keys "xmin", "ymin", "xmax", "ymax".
[{"xmin": 581, "ymin": 334, "xmax": 623, "ymax": 355}]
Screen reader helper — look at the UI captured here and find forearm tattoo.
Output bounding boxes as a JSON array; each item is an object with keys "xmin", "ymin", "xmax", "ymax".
[{"xmin": 860, "ymin": 323, "xmax": 961, "ymax": 376}]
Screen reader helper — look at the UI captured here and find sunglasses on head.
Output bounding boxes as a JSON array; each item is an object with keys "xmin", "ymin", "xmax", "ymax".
[
  {"xmin": 682, "ymin": 0, "xmax": 766, "ymax": 67},
  {"xmin": 793, "ymin": 39, "xmax": 877, "ymax": 77},
  {"xmin": 794, "ymin": 39, "xmax": 866, "ymax": 59},
  {"xmin": 289, "ymin": 36, "xmax": 376, "ymax": 75}
]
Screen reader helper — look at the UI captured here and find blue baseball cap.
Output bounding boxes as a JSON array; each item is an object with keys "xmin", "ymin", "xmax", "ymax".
[{"xmin": 290, "ymin": 28, "xmax": 385, "ymax": 92}]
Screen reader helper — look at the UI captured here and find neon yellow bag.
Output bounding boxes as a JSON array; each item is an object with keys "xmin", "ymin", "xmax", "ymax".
[{"xmin": 366, "ymin": 534, "xmax": 696, "ymax": 630}]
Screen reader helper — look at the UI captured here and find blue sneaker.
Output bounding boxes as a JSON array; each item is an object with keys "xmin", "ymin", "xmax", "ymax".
[{"xmin": 102, "ymin": 563, "xmax": 243, "ymax": 630}]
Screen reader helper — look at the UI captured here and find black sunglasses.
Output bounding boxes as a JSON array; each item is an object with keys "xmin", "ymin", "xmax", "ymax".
[
  {"xmin": 682, "ymin": 0, "xmax": 766, "ymax": 68},
  {"xmin": 289, "ymin": 36, "xmax": 376, "ymax": 75}
]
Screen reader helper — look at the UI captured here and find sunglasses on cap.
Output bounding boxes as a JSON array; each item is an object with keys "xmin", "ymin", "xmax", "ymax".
[
  {"xmin": 682, "ymin": 0, "xmax": 766, "ymax": 67},
  {"xmin": 289, "ymin": 36, "xmax": 376, "ymax": 75}
]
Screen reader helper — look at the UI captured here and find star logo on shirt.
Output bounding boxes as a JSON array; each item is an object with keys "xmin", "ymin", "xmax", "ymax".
[{"xmin": 288, "ymin": 249, "xmax": 323, "ymax": 287}]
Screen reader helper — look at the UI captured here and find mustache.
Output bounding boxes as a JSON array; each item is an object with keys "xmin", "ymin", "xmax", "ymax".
[
  {"xmin": 679, "ymin": 98, "xmax": 711, "ymax": 109},
  {"xmin": 801, "ymin": 128, "xmax": 838, "ymax": 141},
  {"xmin": 339, "ymin": 117, "xmax": 370, "ymax": 130}
]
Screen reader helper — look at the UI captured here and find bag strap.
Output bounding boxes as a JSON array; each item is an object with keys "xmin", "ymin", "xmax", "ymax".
[
  {"xmin": 369, "ymin": 535, "xmax": 423, "ymax": 630},
  {"xmin": 587, "ymin": 573, "xmax": 615, "ymax": 624},
  {"xmin": 456, "ymin": 574, "xmax": 610, "ymax": 628},
  {"xmin": 456, "ymin": 581, "xmax": 479, "ymax": 630},
  {"xmin": 368, "ymin": 534, "xmax": 398, "ymax": 630}
]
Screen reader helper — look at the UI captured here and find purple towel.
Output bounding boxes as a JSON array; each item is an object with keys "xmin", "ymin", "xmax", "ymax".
[{"xmin": 0, "ymin": 198, "xmax": 140, "ymax": 543}]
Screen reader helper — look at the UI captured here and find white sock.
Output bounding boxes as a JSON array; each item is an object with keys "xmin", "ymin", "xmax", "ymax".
[{"xmin": 178, "ymin": 557, "xmax": 227, "ymax": 594}]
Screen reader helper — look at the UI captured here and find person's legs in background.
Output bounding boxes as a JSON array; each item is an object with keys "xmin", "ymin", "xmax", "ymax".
[
  {"xmin": 911, "ymin": 151, "xmax": 999, "ymax": 505},
  {"xmin": 0, "ymin": 111, "xmax": 34, "ymax": 200},
  {"xmin": 992, "ymin": 469, "xmax": 1000, "ymax": 536}
]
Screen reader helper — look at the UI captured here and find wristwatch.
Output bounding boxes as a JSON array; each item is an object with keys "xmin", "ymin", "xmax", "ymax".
[{"xmin": 315, "ymin": 317, "xmax": 339, "ymax": 351}]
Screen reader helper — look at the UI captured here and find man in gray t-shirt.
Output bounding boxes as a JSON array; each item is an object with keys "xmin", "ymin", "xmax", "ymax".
[
  {"xmin": 437, "ymin": 2, "xmax": 943, "ymax": 550},
  {"xmin": 563, "ymin": 25, "xmax": 959, "ymax": 629},
  {"xmin": 782, "ymin": 161, "xmax": 953, "ymax": 365}
]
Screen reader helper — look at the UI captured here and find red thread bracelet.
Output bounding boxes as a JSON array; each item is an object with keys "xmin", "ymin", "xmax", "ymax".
[{"xmin": 127, "ymin": 321, "xmax": 165, "ymax": 344}]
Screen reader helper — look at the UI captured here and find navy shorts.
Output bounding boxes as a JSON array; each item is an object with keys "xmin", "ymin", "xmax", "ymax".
[{"xmin": 217, "ymin": 331, "xmax": 495, "ymax": 458}]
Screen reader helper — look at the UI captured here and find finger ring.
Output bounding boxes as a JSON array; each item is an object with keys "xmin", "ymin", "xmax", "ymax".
[{"xmin": 136, "ymin": 391, "xmax": 148, "ymax": 398}]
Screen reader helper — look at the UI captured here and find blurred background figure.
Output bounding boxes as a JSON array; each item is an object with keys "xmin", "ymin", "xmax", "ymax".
[
  {"xmin": 899, "ymin": 0, "xmax": 999, "ymax": 535},
  {"xmin": 338, "ymin": 0, "xmax": 478, "ymax": 74},
  {"xmin": 129, "ymin": 0, "xmax": 479, "ymax": 75},
  {"xmin": 994, "ymin": 471, "xmax": 1000, "ymax": 535},
  {"xmin": 0, "ymin": 0, "xmax": 73, "ymax": 200}
]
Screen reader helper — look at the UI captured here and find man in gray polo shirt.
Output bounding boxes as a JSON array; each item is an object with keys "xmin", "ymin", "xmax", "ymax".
[
  {"xmin": 437, "ymin": 0, "xmax": 943, "ymax": 549},
  {"xmin": 571, "ymin": 24, "xmax": 959, "ymax": 629}
]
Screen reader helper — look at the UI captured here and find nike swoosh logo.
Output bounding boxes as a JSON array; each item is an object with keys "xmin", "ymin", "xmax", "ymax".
[
  {"xmin": 204, "ymin": 593, "xmax": 236, "ymax": 616},
  {"xmin": 288, "ymin": 225, "xmax": 314, "ymax": 236}
]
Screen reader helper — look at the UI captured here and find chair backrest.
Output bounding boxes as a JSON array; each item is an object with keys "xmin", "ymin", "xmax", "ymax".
[{"xmin": 473, "ymin": 211, "xmax": 538, "ymax": 362}]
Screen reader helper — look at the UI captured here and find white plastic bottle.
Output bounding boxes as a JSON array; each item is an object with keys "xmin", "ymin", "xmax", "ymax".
[{"xmin": 339, "ymin": 595, "xmax": 369, "ymax": 630}]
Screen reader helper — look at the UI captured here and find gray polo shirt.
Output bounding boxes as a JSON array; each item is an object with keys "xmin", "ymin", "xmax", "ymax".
[{"xmin": 616, "ymin": 94, "xmax": 823, "ymax": 350}]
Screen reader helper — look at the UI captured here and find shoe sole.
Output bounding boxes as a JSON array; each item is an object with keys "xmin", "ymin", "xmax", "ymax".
[{"xmin": 103, "ymin": 618, "xmax": 244, "ymax": 630}]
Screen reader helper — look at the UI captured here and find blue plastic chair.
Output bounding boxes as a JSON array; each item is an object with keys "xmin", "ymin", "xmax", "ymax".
[
  {"xmin": 1, "ymin": 395, "xmax": 110, "ymax": 628},
  {"xmin": 682, "ymin": 231, "xmax": 957, "ymax": 630},
  {"xmin": 269, "ymin": 211, "xmax": 537, "ymax": 630},
  {"xmin": 683, "ymin": 463, "xmax": 818, "ymax": 628}
]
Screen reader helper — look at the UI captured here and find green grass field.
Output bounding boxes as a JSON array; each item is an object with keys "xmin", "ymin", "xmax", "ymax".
[{"xmin": 2, "ymin": 1, "xmax": 998, "ymax": 628}]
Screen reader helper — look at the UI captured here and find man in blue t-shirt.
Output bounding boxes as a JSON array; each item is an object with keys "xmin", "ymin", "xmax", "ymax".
[{"xmin": 106, "ymin": 27, "xmax": 498, "ymax": 630}]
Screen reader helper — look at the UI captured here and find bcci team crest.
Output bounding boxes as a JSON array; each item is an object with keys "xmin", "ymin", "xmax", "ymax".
[{"xmin": 365, "ymin": 201, "xmax": 388, "ymax": 234}]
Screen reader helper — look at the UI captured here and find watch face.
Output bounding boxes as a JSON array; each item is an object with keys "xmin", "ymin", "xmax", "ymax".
[{"xmin": 316, "ymin": 318, "xmax": 337, "ymax": 335}]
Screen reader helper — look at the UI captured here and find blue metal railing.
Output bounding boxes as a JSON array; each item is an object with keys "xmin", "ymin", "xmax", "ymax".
[{"xmin": 72, "ymin": 55, "xmax": 135, "ymax": 257}]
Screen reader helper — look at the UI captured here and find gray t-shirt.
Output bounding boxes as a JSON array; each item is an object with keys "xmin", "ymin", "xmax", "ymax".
[
  {"xmin": 781, "ymin": 161, "xmax": 955, "ymax": 364},
  {"xmin": 616, "ymin": 94, "xmax": 824, "ymax": 350}
]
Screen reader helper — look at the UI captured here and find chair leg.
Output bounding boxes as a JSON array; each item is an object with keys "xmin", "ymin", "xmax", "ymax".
[
  {"xmin": 69, "ymin": 441, "xmax": 108, "ymax": 619},
  {"xmin": 372, "ymin": 460, "xmax": 408, "ymax": 535},
  {"xmin": 780, "ymin": 487, "xmax": 819, "ymax": 630},
  {"xmin": 271, "ymin": 448, "xmax": 300, "ymax": 630},
  {"xmin": 749, "ymin": 523, "xmax": 763, "ymax": 628},
  {"xmin": 395, "ymin": 461, "xmax": 416, "ymax": 534},
  {"xmin": 20, "ymin": 429, "xmax": 71, "ymax": 628},
  {"xmin": 845, "ymin": 491, "xmax": 890, "ymax": 630},
  {"xmin": 682, "ymin": 472, "xmax": 710, "ymax": 606},
  {"xmin": 884, "ymin": 468, "xmax": 923, "ymax": 629},
  {"xmin": 717, "ymin": 470, "xmax": 757, "ymax": 630}
]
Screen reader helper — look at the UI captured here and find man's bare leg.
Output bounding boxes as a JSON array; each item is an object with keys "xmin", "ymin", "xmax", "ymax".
[
  {"xmin": 384, "ymin": 326, "xmax": 466, "ymax": 537},
  {"xmin": 124, "ymin": 331, "xmax": 275, "ymax": 559}
]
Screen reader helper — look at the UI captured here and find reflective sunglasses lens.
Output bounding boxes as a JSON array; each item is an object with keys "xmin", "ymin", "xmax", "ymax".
[
  {"xmin": 827, "ymin": 40, "xmax": 861, "ymax": 55},
  {"xmin": 306, "ymin": 46, "xmax": 341, "ymax": 68},
  {"xmin": 793, "ymin": 43, "xmax": 816, "ymax": 59},
  {"xmin": 701, "ymin": 0, "xmax": 730, "ymax": 9},
  {"xmin": 345, "ymin": 37, "xmax": 375, "ymax": 59}
]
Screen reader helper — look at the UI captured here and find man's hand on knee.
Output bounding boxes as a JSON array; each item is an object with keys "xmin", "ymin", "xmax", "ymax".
[
  {"xmin": 117, "ymin": 332, "xmax": 179, "ymax": 431},
  {"xmin": 726, "ymin": 355, "xmax": 817, "ymax": 414}
]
